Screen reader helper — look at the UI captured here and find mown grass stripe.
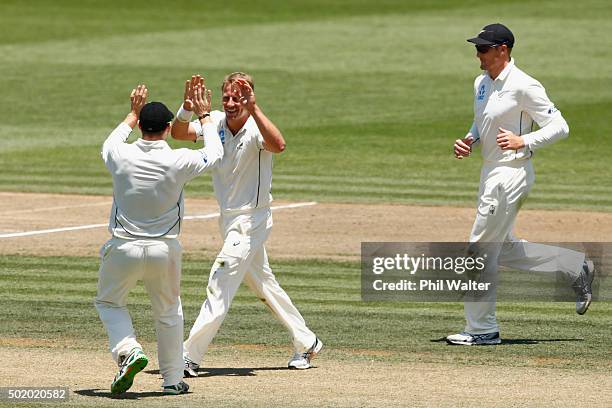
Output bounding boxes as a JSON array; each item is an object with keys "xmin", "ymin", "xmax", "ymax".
[{"xmin": 1, "ymin": 254, "xmax": 610, "ymax": 370}]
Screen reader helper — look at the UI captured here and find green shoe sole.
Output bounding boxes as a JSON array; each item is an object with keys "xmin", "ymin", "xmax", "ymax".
[{"xmin": 110, "ymin": 354, "xmax": 148, "ymax": 394}]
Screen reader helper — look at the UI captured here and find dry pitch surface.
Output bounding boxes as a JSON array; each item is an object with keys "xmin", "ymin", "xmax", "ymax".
[
  {"xmin": 2, "ymin": 192, "xmax": 611, "ymax": 260},
  {"xmin": 1, "ymin": 192, "xmax": 611, "ymax": 407}
]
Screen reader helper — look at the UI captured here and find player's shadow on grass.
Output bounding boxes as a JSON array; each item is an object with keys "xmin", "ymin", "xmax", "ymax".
[
  {"xmin": 145, "ymin": 366, "xmax": 289, "ymax": 377},
  {"xmin": 430, "ymin": 337, "xmax": 584, "ymax": 345},
  {"xmin": 74, "ymin": 389, "xmax": 183, "ymax": 399},
  {"xmin": 497, "ymin": 338, "xmax": 585, "ymax": 345}
]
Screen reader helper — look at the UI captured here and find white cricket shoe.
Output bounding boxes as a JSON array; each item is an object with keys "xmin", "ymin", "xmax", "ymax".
[
  {"xmin": 288, "ymin": 338, "xmax": 323, "ymax": 369},
  {"xmin": 573, "ymin": 260, "xmax": 595, "ymax": 315},
  {"xmin": 446, "ymin": 331, "xmax": 501, "ymax": 345},
  {"xmin": 183, "ymin": 357, "xmax": 199, "ymax": 378},
  {"xmin": 162, "ymin": 381, "xmax": 190, "ymax": 395}
]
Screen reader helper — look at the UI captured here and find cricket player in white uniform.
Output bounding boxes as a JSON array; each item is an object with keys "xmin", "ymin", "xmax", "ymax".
[
  {"xmin": 447, "ymin": 24, "xmax": 595, "ymax": 345},
  {"xmin": 95, "ymin": 82, "xmax": 222, "ymax": 393},
  {"xmin": 171, "ymin": 73, "xmax": 322, "ymax": 374}
]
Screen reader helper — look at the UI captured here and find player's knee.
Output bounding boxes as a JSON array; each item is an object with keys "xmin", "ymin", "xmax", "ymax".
[
  {"xmin": 156, "ymin": 314, "xmax": 181, "ymax": 328},
  {"xmin": 94, "ymin": 298, "xmax": 120, "ymax": 309}
]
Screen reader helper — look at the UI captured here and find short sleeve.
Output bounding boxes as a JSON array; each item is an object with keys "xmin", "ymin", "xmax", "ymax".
[{"xmin": 255, "ymin": 132, "xmax": 264, "ymax": 150}]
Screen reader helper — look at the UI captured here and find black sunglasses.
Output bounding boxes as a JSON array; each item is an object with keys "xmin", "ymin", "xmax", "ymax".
[{"xmin": 475, "ymin": 43, "xmax": 505, "ymax": 53}]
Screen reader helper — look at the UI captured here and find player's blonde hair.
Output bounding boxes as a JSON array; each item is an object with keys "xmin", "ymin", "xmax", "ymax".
[{"xmin": 221, "ymin": 72, "xmax": 254, "ymax": 91}]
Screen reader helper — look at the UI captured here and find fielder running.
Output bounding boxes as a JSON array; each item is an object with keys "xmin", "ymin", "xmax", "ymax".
[
  {"xmin": 171, "ymin": 73, "xmax": 322, "ymax": 375},
  {"xmin": 95, "ymin": 82, "xmax": 222, "ymax": 393},
  {"xmin": 447, "ymin": 23, "xmax": 595, "ymax": 345}
]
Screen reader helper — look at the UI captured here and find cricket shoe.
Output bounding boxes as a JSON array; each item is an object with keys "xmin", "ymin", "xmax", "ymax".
[
  {"xmin": 573, "ymin": 260, "xmax": 595, "ymax": 315},
  {"xmin": 110, "ymin": 348, "xmax": 148, "ymax": 394},
  {"xmin": 446, "ymin": 332, "xmax": 501, "ymax": 345},
  {"xmin": 288, "ymin": 338, "xmax": 323, "ymax": 369},
  {"xmin": 183, "ymin": 357, "xmax": 199, "ymax": 378},
  {"xmin": 162, "ymin": 381, "xmax": 190, "ymax": 395}
]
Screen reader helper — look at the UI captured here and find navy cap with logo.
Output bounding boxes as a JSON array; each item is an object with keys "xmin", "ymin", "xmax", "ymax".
[
  {"xmin": 139, "ymin": 102, "xmax": 174, "ymax": 133},
  {"xmin": 467, "ymin": 23, "xmax": 515, "ymax": 48}
]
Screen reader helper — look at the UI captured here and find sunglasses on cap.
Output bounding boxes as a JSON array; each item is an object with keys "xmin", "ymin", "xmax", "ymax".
[{"xmin": 475, "ymin": 43, "xmax": 506, "ymax": 53}]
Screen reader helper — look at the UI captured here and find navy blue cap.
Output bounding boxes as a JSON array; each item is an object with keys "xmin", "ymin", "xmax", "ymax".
[
  {"xmin": 467, "ymin": 23, "xmax": 515, "ymax": 48},
  {"xmin": 139, "ymin": 102, "xmax": 174, "ymax": 133}
]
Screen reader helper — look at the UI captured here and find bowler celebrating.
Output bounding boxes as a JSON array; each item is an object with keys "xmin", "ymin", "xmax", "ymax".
[{"xmin": 172, "ymin": 73, "xmax": 322, "ymax": 374}]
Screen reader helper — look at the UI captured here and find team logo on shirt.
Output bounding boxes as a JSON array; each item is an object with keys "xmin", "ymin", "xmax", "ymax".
[
  {"xmin": 477, "ymin": 84, "xmax": 486, "ymax": 101},
  {"xmin": 219, "ymin": 128, "xmax": 225, "ymax": 145},
  {"xmin": 547, "ymin": 106, "xmax": 558, "ymax": 114}
]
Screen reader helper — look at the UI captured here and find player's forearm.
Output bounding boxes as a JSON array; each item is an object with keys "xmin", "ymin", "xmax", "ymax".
[
  {"xmin": 200, "ymin": 119, "xmax": 223, "ymax": 165},
  {"xmin": 467, "ymin": 121, "xmax": 480, "ymax": 145},
  {"xmin": 122, "ymin": 112, "xmax": 139, "ymax": 129},
  {"xmin": 171, "ymin": 120, "xmax": 196, "ymax": 141},
  {"xmin": 522, "ymin": 115, "xmax": 569, "ymax": 150},
  {"xmin": 252, "ymin": 105, "xmax": 286, "ymax": 153}
]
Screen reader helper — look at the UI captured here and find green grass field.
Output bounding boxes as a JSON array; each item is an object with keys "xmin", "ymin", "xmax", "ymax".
[
  {"xmin": 1, "ymin": 2, "xmax": 611, "ymax": 406},
  {"xmin": 1, "ymin": 0, "xmax": 611, "ymax": 209},
  {"xmin": 1, "ymin": 254, "xmax": 610, "ymax": 371}
]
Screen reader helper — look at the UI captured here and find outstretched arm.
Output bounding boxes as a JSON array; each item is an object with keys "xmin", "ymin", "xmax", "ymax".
[
  {"xmin": 171, "ymin": 75, "xmax": 202, "ymax": 142},
  {"xmin": 180, "ymin": 79, "xmax": 223, "ymax": 178},
  {"xmin": 102, "ymin": 85, "xmax": 148, "ymax": 163},
  {"xmin": 233, "ymin": 78, "xmax": 286, "ymax": 153}
]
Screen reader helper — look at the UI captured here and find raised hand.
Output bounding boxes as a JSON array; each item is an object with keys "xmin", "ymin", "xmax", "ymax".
[
  {"xmin": 191, "ymin": 76, "xmax": 212, "ymax": 118},
  {"xmin": 130, "ymin": 84, "xmax": 148, "ymax": 116},
  {"xmin": 183, "ymin": 77, "xmax": 195, "ymax": 111},
  {"xmin": 183, "ymin": 75, "xmax": 206, "ymax": 111},
  {"xmin": 231, "ymin": 78, "xmax": 256, "ymax": 113}
]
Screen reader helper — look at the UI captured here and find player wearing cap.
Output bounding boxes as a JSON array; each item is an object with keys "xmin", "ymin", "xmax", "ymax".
[
  {"xmin": 95, "ymin": 82, "xmax": 222, "ymax": 394},
  {"xmin": 447, "ymin": 24, "xmax": 595, "ymax": 346},
  {"xmin": 171, "ymin": 73, "xmax": 322, "ymax": 374}
]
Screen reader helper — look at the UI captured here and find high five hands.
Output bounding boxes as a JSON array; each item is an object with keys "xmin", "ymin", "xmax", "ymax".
[
  {"xmin": 183, "ymin": 75, "xmax": 212, "ymax": 118},
  {"xmin": 231, "ymin": 78, "xmax": 256, "ymax": 114},
  {"xmin": 124, "ymin": 84, "xmax": 148, "ymax": 127},
  {"xmin": 130, "ymin": 84, "xmax": 148, "ymax": 116}
]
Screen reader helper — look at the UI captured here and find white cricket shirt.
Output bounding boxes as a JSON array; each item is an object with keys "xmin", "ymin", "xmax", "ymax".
[
  {"xmin": 102, "ymin": 122, "xmax": 222, "ymax": 239},
  {"xmin": 469, "ymin": 58, "xmax": 568, "ymax": 163},
  {"xmin": 193, "ymin": 111, "xmax": 273, "ymax": 213}
]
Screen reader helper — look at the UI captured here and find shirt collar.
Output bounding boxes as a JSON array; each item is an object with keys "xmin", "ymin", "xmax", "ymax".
[
  {"xmin": 494, "ymin": 58, "xmax": 514, "ymax": 82},
  {"xmin": 224, "ymin": 115, "xmax": 251, "ymax": 138},
  {"xmin": 135, "ymin": 138, "xmax": 170, "ymax": 150}
]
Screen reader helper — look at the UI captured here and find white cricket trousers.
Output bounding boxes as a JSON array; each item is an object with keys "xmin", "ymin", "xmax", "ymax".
[
  {"xmin": 465, "ymin": 160, "xmax": 585, "ymax": 334},
  {"xmin": 184, "ymin": 207, "xmax": 316, "ymax": 364},
  {"xmin": 94, "ymin": 237, "xmax": 184, "ymax": 387}
]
